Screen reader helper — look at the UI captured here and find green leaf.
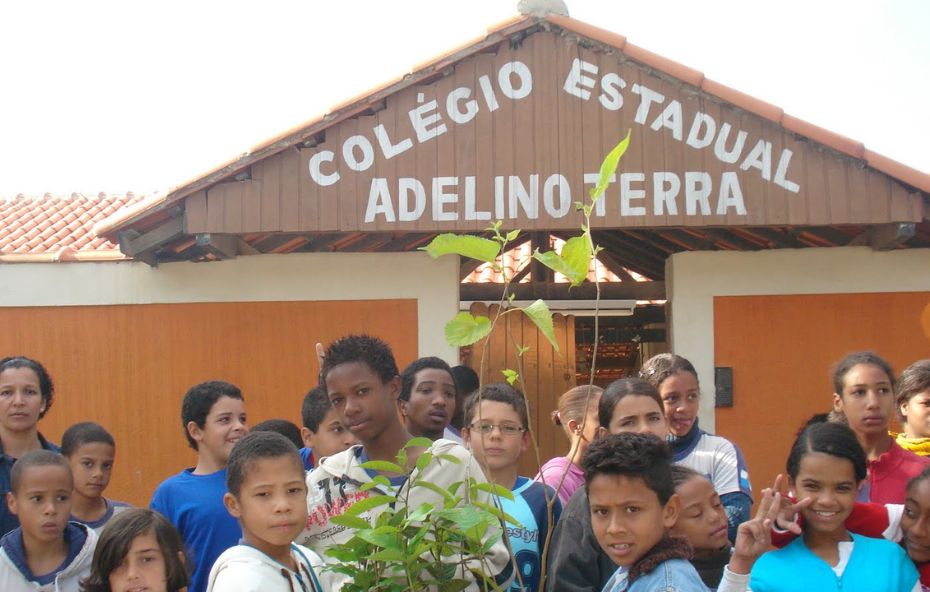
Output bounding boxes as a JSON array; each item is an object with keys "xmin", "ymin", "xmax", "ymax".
[
  {"xmin": 421, "ymin": 234, "xmax": 499, "ymax": 263},
  {"xmin": 357, "ymin": 525, "xmax": 401, "ymax": 548},
  {"xmin": 473, "ymin": 481, "xmax": 515, "ymax": 500},
  {"xmin": 436, "ymin": 506, "xmax": 491, "ymax": 531},
  {"xmin": 344, "ymin": 494, "xmax": 397, "ymax": 517},
  {"xmin": 505, "ymin": 229, "xmax": 521, "ymax": 242},
  {"xmin": 593, "ymin": 129, "xmax": 632, "ymax": 200},
  {"xmin": 368, "ymin": 547, "xmax": 406, "ymax": 562},
  {"xmin": 521, "ymin": 299, "xmax": 559, "ymax": 352},
  {"xmin": 438, "ymin": 580, "xmax": 472, "ymax": 592},
  {"xmin": 405, "ymin": 437, "xmax": 433, "ymax": 450},
  {"xmin": 417, "ymin": 480, "xmax": 456, "ymax": 504},
  {"xmin": 415, "ymin": 451, "xmax": 434, "ymax": 472},
  {"xmin": 436, "ymin": 453, "xmax": 462, "ymax": 464},
  {"xmin": 407, "ymin": 502, "xmax": 435, "ymax": 522},
  {"xmin": 359, "ymin": 475, "xmax": 393, "ymax": 492},
  {"xmin": 559, "ymin": 235, "xmax": 593, "ymax": 287},
  {"xmin": 360, "ymin": 460, "xmax": 404, "ymax": 474},
  {"xmin": 329, "ymin": 514, "xmax": 372, "ymax": 530},
  {"xmin": 444, "ymin": 312, "xmax": 493, "ymax": 347},
  {"xmin": 501, "ymin": 368, "xmax": 519, "ymax": 385}
]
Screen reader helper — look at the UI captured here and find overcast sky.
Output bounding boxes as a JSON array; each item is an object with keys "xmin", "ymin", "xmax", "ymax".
[{"xmin": 2, "ymin": 0, "xmax": 927, "ymax": 196}]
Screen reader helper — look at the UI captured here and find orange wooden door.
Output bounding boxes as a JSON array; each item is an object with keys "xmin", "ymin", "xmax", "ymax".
[
  {"xmin": 0, "ymin": 299, "xmax": 418, "ymax": 506},
  {"xmin": 714, "ymin": 293, "xmax": 930, "ymax": 500}
]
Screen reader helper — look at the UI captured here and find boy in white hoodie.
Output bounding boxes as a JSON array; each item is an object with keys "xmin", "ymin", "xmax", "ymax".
[
  {"xmin": 299, "ymin": 334, "xmax": 513, "ymax": 590},
  {"xmin": 206, "ymin": 431, "xmax": 331, "ymax": 592},
  {"xmin": 0, "ymin": 450, "xmax": 96, "ymax": 592}
]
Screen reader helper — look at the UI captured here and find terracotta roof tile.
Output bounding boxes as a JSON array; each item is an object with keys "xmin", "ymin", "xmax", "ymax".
[{"xmin": 0, "ymin": 193, "xmax": 144, "ymax": 261}]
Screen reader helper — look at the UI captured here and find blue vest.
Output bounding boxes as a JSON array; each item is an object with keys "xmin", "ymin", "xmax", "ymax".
[{"xmin": 750, "ymin": 533, "xmax": 918, "ymax": 592}]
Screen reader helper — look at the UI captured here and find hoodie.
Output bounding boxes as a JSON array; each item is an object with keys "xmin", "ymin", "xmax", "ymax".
[
  {"xmin": 206, "ymin": 543, "xmax": 338, "ymax": 592},
  {"xmin": 0, "ymin": 522, "xmax": 96, "ymax": 592},
  {"xmin": 299, "ymin": 438, "xmax": 513, "ymax": 590}
]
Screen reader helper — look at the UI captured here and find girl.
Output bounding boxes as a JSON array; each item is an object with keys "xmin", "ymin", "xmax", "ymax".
[
  {"xmin": 62, "ymin": 422, "xmax": 132, "ymax": 533},
  {"xmin": 535, "ymin": 385, "xmax": 602, "ymax": 507},
  {"xmin": 544, "ymin": 378, "xmax": 666, "ymax": 592},
  {"xmin": 670, "ymin": 467, "xmax": 730, "ymax": 589},
  {"xmin": 831, "ymin": 351, "xmax": 928, "ymax": 503},
  {"xmin": 640, "ymin": 353, "xmax": 752, "ymax": 540},
  {"xmin": 896, "ymin": 360, "xmax": 930, "ymax": 456},
  {"xmin": 748, "ymin": 422, "xmax": 918, "ymax": 591},
  {"xmin": 0, "ymin": 356, "xmax": 61, "ymax": 537},
  {"xmin": 81, "ymin": 508, "xmax": 189, "ymax": 592}
]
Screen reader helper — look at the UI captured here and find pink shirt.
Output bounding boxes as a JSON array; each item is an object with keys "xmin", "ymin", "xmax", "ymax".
[
  {"xmin": 866, "ymin": 439, "xmax": 930, "ymax": 504},
  {"xmin": 535, "ymin": 456, "xmax": 584, "ymax": 507}
]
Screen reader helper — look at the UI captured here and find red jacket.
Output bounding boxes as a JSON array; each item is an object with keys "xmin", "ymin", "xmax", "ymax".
[{"xmin": 866, "ymin": 440, "xmax": 930, "ymax": 504}]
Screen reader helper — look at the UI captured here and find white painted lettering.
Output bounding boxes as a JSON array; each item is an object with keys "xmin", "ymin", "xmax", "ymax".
[
  {"xmin": 308, "ymin": 150, "xmax": 339, "ymax": 187},
  {"xmin": 650, "ymin": 100, "xmax": 683, "ymax": 141},
  {"xmin": 499, "ymin": 61, "xmax": 532, "ymax": 100},
  {"xmin": 463, "ymin": 176, "xmax": 490, "ymax": 220},
  {"xmin": 598, "ymin": 73, "xmax": 626, "ymax": 111},
  {"xmin": 774, "ymin": 149, "xmax": 801, "ymax": 193},
  {"xmin": 365, "ymin": 178, "xmax": 395, "ymax": 223},
  {"xmin": 740, "ymin": 139, "xmax": 773, "ymax": 180},
  {"xmin": 446, "ymin": 87, "xmax": 479, "ymax": 124},
  {"xmin": 684, "ymin": 172, "xmax": 712, "ymax": 215},
  {"xmin": 653, "ymin": 172, "xmax": 680, "ymax": 215},
  {"xmin": 563, "ymin": 58, "xmax": 598, "ymax": 100},
  {"xmin": 398, "ymin": 177, "xmax": 426, "ymax": 221},
  {"xmin": 373, "ymin": 124, "xmax": 413, "ymax": 160},
  {"xmin": 717, "ymin": 172, "xmax": 747, "ymax": 215},
  {"xmin": 409, "ymin": 93, "xmax": 449, "ymax": 143},
  {"xmin": 494, "ymin": 176, "xmax": 505, "ymax": 219},
  {"xmin": 478, "ymin": 75, "xmax": 500, "ymax": 112},
  {"xmin": 583, "ymin": 173, "xmax": 610, "ymax": 216},
  {"xmin": 631, "ymin": 84, "xmax": 665, "ymax": 125},
  {"xmin": 509, "ymin": 175, "xmax": 539, "ymax": 219},
  {"xmin": 620, "ymin": 173, "xmax": 647, "ymax": 216},
  {"xmin": 713, "ymin": 123, "xmax": 747, "ymax": 164},
  {"xmin": 432, "ymin": 177, "xmax": 458, "ymax": 221},
  {"xmin": 543, "ymin": 174, "xmax": 571, "ymax": 218},
  {"xmin": 342, "ymin": 136, "xmax": 375, "ymax": 172},
  {"xmin": 686, "ymin": 112, "xmax": 716, "ymax": 150}
]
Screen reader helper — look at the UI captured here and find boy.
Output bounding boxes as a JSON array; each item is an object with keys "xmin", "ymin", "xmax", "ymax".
[
  {"xmin": 583, "ymin": 433, "xmax": 704, "ymax": 591},
  {"xmin": 151, "ymin": 380, "xmax": 248, "ymax": 592},
  {"xmin": 300, "ymin": 334, "xmax": 513, "ymax": 589},
  {"xmin": 462, "ymin": 383, "xmax": 561, "ymax": 592},
  {"xmin": 60, "ymin": 422, "xmax": 131, "ymax": 534},
  {"xmin": 207, "ymin": 431, "xmax": 332, "ymax": 591},
  {"xmin": 0, "ymin": 450, "xmax": 96, "ymax": 591},
  {"xmin": 298, "ymin": 386, "xmax": 357, "ymax": 470}
]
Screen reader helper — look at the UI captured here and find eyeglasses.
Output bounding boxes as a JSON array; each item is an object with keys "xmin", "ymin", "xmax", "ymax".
[{"xmin": 469, "ymin": 422, "xmax": 526, "ymax": 436}]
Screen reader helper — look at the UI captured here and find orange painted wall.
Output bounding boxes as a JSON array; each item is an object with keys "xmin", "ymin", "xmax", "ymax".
[
  {"xmin": 714, "ymin": 292, "xmax": 930, "ymax": 499},
  {"xmin": 0, "ymin": 299, "xmax": 418, "ymax": 506}
]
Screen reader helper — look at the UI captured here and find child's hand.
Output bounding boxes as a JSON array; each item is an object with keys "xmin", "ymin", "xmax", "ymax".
[
  {"xmin": 771, "ymin": 473, "xmax": 811, "ymax": 535},
  {"xmin": 729, "ymin": 484, "xmax": 780, "ymax": 574}
]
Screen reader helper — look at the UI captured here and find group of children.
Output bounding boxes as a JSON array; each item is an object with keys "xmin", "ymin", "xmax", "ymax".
[{"xmin": 1, "ymin": 341, "xmax": 930, "ymax": 591}]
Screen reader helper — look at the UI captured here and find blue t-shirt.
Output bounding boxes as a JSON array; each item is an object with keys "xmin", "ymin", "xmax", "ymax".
[
  {"xmin": 298, "ymin": 447, "xmax": 314, "ymax": 471},
  {"xmin": 150, "ymin": 468, "xmax": 241, "ymax": 592},
  {"xmin": 501, "ymin": 476, "xmax": 561, "ymax": 592},
  {"xmin": 71, "ymin": 498, "xmax": 132, "ymax": 534}
]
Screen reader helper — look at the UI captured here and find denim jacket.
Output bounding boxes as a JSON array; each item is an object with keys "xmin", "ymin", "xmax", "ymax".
[
  {"xmin": 0, "ymin": 433, "xmax": 60, "ymax": 537},
  {"xmin": 602, "ymin": 559, "xmax": 709, "ymax": 592}
]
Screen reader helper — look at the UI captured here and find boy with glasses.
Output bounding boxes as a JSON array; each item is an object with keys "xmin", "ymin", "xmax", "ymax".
[{"xmin": 463, "ymin": 383, "xmax": 561, "ymax": 592}]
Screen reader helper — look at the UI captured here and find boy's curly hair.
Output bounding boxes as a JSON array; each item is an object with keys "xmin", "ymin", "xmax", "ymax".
[
  {"xmin": 582, "ymin": 432, "xmax": 674, "ymax": 504},
  {"xmin": 321, "ymin": 335, "xmax": 399, "ymax": 386}
]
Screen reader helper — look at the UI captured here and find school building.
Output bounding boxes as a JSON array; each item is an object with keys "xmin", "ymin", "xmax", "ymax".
[{"xmin": 2, "ymin": 8, "xmax": 928, "ymax": 503}]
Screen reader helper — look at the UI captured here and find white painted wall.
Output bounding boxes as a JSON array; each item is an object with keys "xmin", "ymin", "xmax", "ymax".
[
  {"xmin": 0, "ymin": 252, "xmax": 460, "ymax": 362},
  {"xmin": 668, "ymin": 246, "xmax": 930, "ymax": 432}
]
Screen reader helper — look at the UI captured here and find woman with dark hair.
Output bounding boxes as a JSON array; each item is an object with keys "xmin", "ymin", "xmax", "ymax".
[
  {"xmin": 0, "ymin": 356, "xmax": 61, "ymax": 536},
  {"xmin": 895, "ymin": 360, "xmax": 930, "ymax": 456}
]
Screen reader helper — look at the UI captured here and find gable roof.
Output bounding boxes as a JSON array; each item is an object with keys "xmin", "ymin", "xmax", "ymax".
[
  {"xmin": 1, "ymin": 193, "xmax": 143, "ymax": 262},
  {"xmin": 95, "ymin": 14, "xmax": 929, "ymax": 242}
]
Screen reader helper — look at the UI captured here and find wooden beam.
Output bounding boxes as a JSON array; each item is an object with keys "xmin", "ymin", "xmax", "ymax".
[
  {"xmin": 744, "ymin": 227, "xmax": 806, "ymax": 249},
  {"xmin": 702, "ymin": 228, "xmax": 762, "ymax": 251},
  {"xmin": 195, "ymin": 233, "xmax": 238, "ymax": 260},
  {"xmin": 460, "ymin": 281, "xmax": 665, "ymax": 301},
  {"xmin": 657, "ymin": 229, "xmax": 717, "ymax": 251},
  {"xmin": 118, "ymin": 216, "xmax": 185, "ymax": 257},
  {"xmin": 869, "ymin": 223, "xmax": 916, "ymax": 250},
  {"xmin": 802, "ymin": 227, "xmax": 854, "ymax": 247}
]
